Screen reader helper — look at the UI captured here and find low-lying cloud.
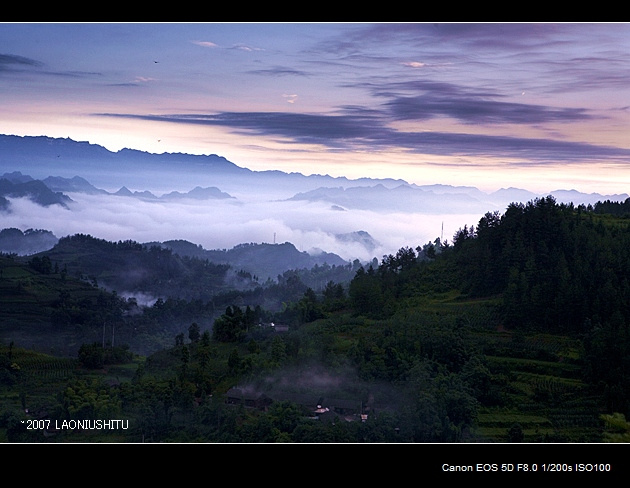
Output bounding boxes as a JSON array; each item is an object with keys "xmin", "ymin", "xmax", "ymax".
[{"xmin": 1, "ymin": 192, "xmax": 483, "ymax": 263}]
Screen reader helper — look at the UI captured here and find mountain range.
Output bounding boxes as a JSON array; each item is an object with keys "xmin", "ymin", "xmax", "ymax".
[
  {"xmin": 0, "ymin": 171, "xmax": 235, "ymax": 203},
  {"xmin": 1, "ymin": 134, "xmax": 626, "ymax": 210},
  {"xmin": 0, "ymin": 134, "xmax": 407, "ymax": 195},
  {"xmin": 1, "ymin": 133, "xmax": 629, "ymax": 264},
  {"xmin": 2, "ymin": 169, "xmax": 627, "ymax": 216}
]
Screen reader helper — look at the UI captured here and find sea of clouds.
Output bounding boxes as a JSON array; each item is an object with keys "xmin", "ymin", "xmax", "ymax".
[{"xmin": 1, "ymin": 191, "xmax": 484, "ymax": 263}]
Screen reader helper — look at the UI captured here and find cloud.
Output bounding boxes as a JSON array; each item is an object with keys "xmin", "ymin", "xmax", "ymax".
[
  {"xmin": 191, "ymin": 40, "xmax": 219, "ymax": 48},
  {"xmin": 231, "ymin": 44, "xmax": 264, "ymax": 52},
  {"xmin": 97, "ymin": 110, "xmax": 630, "ymax": 163},
  {"xmin": 247, "ymin": 66, "xmax": 308, "ymax": 77},
  {"xmin": 82, "ymin": 22, "xmax": 630, "ymax": 172},
  {"xmin": 134, "ymin": 77, "xmax": 156, "ymax": 83},
  {"xmin": 362, "ymin": 78, "xmax": 596, "ymax": 124},
  {"xmin": 0, "ymin": 54, "xmax": 43, "ymax": 72},
  {"xmin": 191, "ymin": 40, "xmax": 262, "ymax": 53},
  {"xmin": 383, "ymin": 94, "xmax": 593, "ymax": 124},
  {"xmin": 0, "ymin": 191, "xmax": 476, "ymax": 264},
  {"xmin": 0, "ymin": 53, "xmax": 105, "ymax": 86},
  {"xmin": 402, "ymin": 61, "xmax": 426, "ymax": 68},
  {"xmin": 319, "ymin": 23, "xmax": 582, "ymax": 56}
]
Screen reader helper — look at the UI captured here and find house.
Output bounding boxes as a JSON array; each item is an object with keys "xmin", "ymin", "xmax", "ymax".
[
  {"xmin": 314, "ymin": 397, "xmax": 363, "ymax": 423},
  {"xmin": 321, "ymin": 397, "xmax": 362, "ymax": 416},
  {"xmin": 256, "ymin": 322, "xmax": 289, "ymax": 333},
  {"xmin": 269, "ymin": 392, "xmax": 323, "ymax": 416},
  {"xmin": 225, "ymin": 386, "xmax": 367, "ymax": 422},
  {"xmin": 273, "ymin": 324, "xmax": 289, "ymax": 333}
]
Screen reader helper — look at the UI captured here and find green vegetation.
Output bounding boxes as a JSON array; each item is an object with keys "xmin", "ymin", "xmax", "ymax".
[{"xmin": 2, "ymin": 196, "xmax": 630, "ymax": 442}]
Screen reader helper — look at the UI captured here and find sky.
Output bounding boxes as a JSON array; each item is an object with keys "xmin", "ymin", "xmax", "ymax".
[{"xmin": 2, "ymin": 22, "xmax": 630, "ymax": 196}]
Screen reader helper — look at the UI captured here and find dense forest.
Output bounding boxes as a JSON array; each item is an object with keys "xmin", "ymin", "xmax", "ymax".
[{"xmin": 2, "ymin": 196, "xmax": 630, "ymax": 443}]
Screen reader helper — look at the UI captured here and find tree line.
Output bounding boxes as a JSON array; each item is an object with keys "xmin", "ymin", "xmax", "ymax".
[{"xmin": 345, "ymin": 196, "xmax": 630, "ymax": 418}]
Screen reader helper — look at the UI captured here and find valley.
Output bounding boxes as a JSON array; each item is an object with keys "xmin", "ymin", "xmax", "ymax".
[{"xmin": 2, "ymin": 135, "xmax": 630, "ymax": 446}]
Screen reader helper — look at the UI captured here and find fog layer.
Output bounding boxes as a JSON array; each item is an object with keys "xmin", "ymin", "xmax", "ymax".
[{"xmin": 1, "ymin": 191, "xmax": 483, "ymax": 262}]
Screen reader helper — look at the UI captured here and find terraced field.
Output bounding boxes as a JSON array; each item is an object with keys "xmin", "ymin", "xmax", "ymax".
[{"xmin": 475, "ymin": 337, "xmax": 603, "ymax": 442}]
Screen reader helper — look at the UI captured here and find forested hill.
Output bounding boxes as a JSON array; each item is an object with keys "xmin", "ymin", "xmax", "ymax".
[
  {"xmin": 592, "ymin": 196, "xmax": 630, "ymax": 217},
  {"xmin": 34, "ymin": 234, "xmax": 236, "ymax": 301},
  {"xmin": 348, "ymin": 195, "xmax": 630, "ymax": 417},
  {"xmin": 353, "ymin": 195, "xmax": 630, "ymax": 333},
  {"xmin": 146, "ymin": 239, "xmax": 350, "ymax": 283},
  {"xmin": 451, "ymin": 196, "xmax": 630, "ymax": 334},
  {"xmin": 25, "ymin": 234, "xmax": 355, "ymax": 303}
]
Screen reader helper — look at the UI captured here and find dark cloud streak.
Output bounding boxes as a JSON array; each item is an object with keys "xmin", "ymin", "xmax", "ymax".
[
  {"xmin": 246, "ymin": 66, "xmax": 309, "ymax": 77},
  {"xmin": 318, "ymin": 23, "xmax": 594, "ymax": 56},
  {"xmin": 97, "ymin": 110, "xmax": 630, "ymax": 163},
  {"xmin": 0, "ymin": 53, "xmax": 43, "ymax": 72},
  {"xmin": 0, "ymin": 53, "xmax": 103, "ymax": 80},
  {"xmin": 356, "ymin": 79, "xmax": 596, "ymax": 124},
  {"xmin": 384, "ymin": 95, "xmax": 593, "ymax": 124}
]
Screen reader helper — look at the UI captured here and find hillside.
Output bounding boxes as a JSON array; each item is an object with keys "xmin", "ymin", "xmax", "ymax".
[
  {"xmin": 153, "ymin": 240, "xmax": 349, "ymax": 282},
  {"xmin": 33, "ymin": 234, "xmax": 236, "ymax": 301},
  {"xmin": 29, "ymin": 234, "xmax": 352, "ymax": 298},
  {"xmin": 0, "ymin": 253, "xmax": 118, "ymax": 356},
  {"xmin": 0, "ymin": 226, "xmax": 355, "ymax": 284},
  {"xmin": 0, "ymin": 228, "xmax": 58, "ymax": 255},
  {"xmin": 0, "ymin": 232, "xmax": 360, "ymax": 357},
  {"xmin": 2, "ymin": 196, "xmax": 630, "ymax": 444}
]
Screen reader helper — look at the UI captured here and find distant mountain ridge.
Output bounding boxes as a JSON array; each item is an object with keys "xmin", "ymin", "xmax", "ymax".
[
  {"xmin": 288, "ymin": 183, "xmax": 630, "ymax": 213},
  {"xmin": 0, "ymin": 134, "xmax": 244, "ymax": 173},
  {"xmin": 1, "ymin": 134, "xmax": 626, "ymax": 208},
  {"xmin": 0, "ymin": 177, "xmax": 73, "ymax": 208},
  {"xmin": 1, "ymin": 171, "xmax": 235, "ymax": 204},
  {"xmin": 287, "ymin": 184, "xmax": 490, "ymax": 214},
  {"xmin": 0, "ymin": 134, "xmax": 408, "ymax": 193}
]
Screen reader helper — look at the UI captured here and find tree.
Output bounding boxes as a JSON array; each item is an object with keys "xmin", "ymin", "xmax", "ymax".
[
  {"xmin": 78, "ymin": 342, "xmax": 104, "ymax": 369},
  {"xmin": 227, "ymin": 348, "xmax": 241, "ymax": 375},
  {"xmin": 179, "ymin": 345, "xmax": 190, "ymax": 383},
  {"xmin": 29, "ymin": 255, "xmax": 52, "ymax": 274},
  {"xmin": 270, "ymin": 336, "xmax": 287, "ymax": 367},
  {"xmin": 297, "ymin": 288, "xmax": 324, "ymax": 324},
  {"xmin": 188, "ymin": 322, "xmax": 201, "ymax": 343},
  {"xmin": 200, "ymin": 330, "xmax": 211, "ymax": 347},
  {"xmin": 323, "ymin": 281, "xmax": 346, "ymax": 312},
  {"xmin": 212, "ymin": 306, "xmax": 247, "ymax": 342},
  {"xmin": 348, "ymin": 266, "xmax": 385, "ymax": 318},
  {"xmin": 244, "ymin": 305, "xmax": 258, "ymax": 331}
]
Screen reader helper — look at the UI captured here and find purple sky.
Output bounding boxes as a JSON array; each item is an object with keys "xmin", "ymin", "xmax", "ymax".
[{"xmin": 3, "ymin": 22, "xmax": 630, "ymax": 194}]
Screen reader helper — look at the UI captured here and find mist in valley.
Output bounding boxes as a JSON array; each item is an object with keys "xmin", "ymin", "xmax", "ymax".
[
  {"xmin": 0, "ymin": 187, "xmax": 483, "ymax": 264},
  {"xmin": 2, "ymin": 134, "xmax": 627, "ymax": 272}
]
